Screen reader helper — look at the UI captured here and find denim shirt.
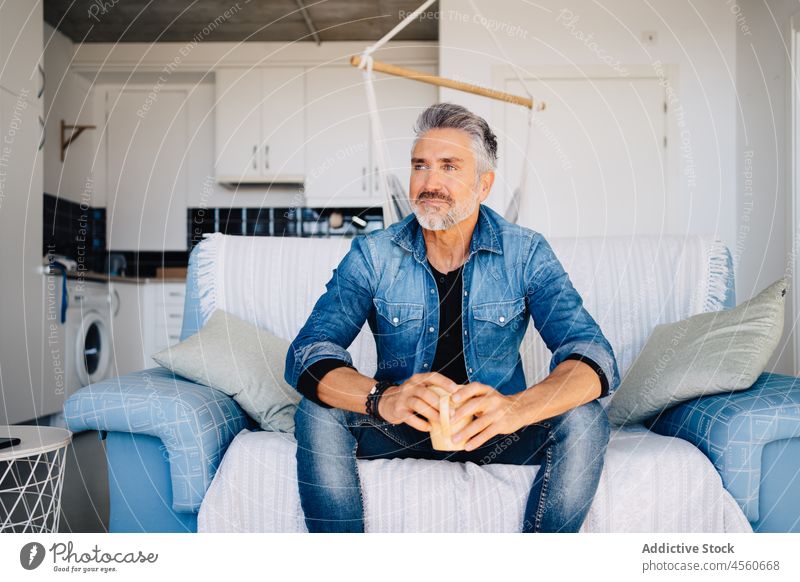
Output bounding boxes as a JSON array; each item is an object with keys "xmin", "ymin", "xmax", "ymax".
[{"xmin": 284, "ymin": 203, "xmax": 620, "ymax": 400}]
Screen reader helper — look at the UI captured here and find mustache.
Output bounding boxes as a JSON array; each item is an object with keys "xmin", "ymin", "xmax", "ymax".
[{"xmin": 416, "ymin": 191, "xmax": 452, "ymax": 204}]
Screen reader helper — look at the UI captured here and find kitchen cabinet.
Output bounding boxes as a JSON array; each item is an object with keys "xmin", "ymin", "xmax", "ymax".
[
  {"xmin": 110, "ymin": 281, "xmax": 185, "ymax": 375},
  {"xmin": 305, "ymin": 66, "xmax": 371, "ymax": 207},
  {"xmin": 105, "ymin": 88, "xmax": 188, "ymax": 251},
  {"xmin": 304, "ymin": 64, "xmax": 436, "ymax": 207},
  {"xmin": 214, "ymin": 67, "xmax": 305, "ymax": 185}
]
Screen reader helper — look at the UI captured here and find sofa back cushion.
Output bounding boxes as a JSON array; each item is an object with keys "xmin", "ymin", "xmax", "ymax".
[{"xmin": 181, "ymin": 232, "xmax": 734, "ymax": 390}]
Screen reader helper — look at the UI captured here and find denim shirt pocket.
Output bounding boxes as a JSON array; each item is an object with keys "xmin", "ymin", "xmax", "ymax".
[
  {"xmin": 373, "ymin": 298, "xmax": 425, "ymax": 360},
  {"xmin": 471, "ymin": 297, "xmax": 527, "ymax": 360}
]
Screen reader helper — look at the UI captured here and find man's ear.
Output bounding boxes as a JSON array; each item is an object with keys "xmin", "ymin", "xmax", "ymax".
[{"xmin": 478, "ymin": 171, "xmax": 495, "ymax": 202}]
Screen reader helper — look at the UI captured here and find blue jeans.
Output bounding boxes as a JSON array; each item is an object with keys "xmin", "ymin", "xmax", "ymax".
[{"xmin": 294, "ymin": 396, "xmax": 611, "ymax": 533}]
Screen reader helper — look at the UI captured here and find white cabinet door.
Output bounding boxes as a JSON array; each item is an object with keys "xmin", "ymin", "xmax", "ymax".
[
  {"xmin": 106, "ymin": 88, "xmax": 188, "ymax": 251},
  {"xmin": 305, "ymin": 66, "xmax": 372, "ymax": 207},
  {"xmin": 214, "ymin": 68, "xmax": 262, "ymax": 181},
  {"xmin": 109, "ymin": 282, "xmax": 147, "ymax": 375},
  {"xmin": 0, "ymin": 0, "xmax": 42, "ymax": 97},
  {"xmin": 372, "ymin": 65, "xmax": 437, "ymax": 200},
  {"xmin": 261, "ymin": 67, "xmax": 305, "ymax": 178},
  {"xmin": 109, "ymin": 281, "xmax": 186, "ymax": 375}
]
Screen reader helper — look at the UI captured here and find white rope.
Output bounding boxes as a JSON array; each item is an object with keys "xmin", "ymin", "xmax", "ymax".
[
  {"xmin": 360, "ymin": 0, "xmax": 437, "ymax": 61},
  {"xmin": 355, "ymin": 0, "xmax": 438, "ymax": 225},
  {"xmin": 355, "ymin": 0, "xmax": 539, "ymax": 225},
  {"xmin": 361, "ymin": 57, "xmax": 401, "ymax": 224}
]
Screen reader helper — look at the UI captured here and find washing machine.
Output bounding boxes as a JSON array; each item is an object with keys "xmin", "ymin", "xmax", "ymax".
[{"xmin": 45, "ymin": 272, "xmax": 114, "ymax": 398}]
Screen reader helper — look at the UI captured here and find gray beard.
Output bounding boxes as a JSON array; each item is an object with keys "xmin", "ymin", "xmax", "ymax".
[{"xmin": 413, "ymin": 189, "xmax": 480, "ymax": 231}]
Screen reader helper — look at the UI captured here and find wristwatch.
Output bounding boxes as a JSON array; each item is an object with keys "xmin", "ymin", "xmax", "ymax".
[{"xmin": 366, "ymin": 379, "xmax": 399, "ymax": 422}]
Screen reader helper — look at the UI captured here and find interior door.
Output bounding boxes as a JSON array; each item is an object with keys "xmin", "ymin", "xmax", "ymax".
[
  {"xmin": 503, "ymin": 77, "xmax": 667, "ymax": 237},
  {"xmin": 106, "ymin": 88, "xmax": 188, "ymax": 251}
]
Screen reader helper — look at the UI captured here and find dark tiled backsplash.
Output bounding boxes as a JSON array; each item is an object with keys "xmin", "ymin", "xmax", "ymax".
[
  {"xmin": 187, "ymin": 206, "xmax": 384, "ymax": 250},
  {"xmin": 43, "ymin": 194, "xmax": 385, "ymax": 277},
  {"xmin": 43, "ymin": 193, "xmax": 106, "ymax": 273}
]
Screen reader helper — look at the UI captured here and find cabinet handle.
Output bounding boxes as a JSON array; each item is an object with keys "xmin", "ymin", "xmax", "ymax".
[
  {"xmin": 264, "ymin": 145, "xmax": 269, "ymax": 170},
  {"xmin": 252, "ymin": 145, "xmax": 257, "ymax": 170},
  {"xmin": 168, "ymin": 291, "xmax": 182, "ymax": 297},
  {"xmin": 37, "ymin": 63, "xmax": 45, "ymax": 99},
  {"xmin": 168, "ymin": 313, "xmax": 181, "ymax": 319},
  {"xmin": 374, "ymin": 165, "xmax": 379, "ymax": 192},
  {"xmin": 111, "ymin": 288, "xmax": 120, "ymax": 317},
  {"xmin": 362, "ymin": 167, "xmax": 366, "ymax": 191},
  {"xmin": 38, "ymin": 116, "xmax": 45, "ymax": 150}
]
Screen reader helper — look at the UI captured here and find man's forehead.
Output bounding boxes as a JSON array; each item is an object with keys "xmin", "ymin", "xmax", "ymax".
[{"xmin": 412, "ymin": 130, "xmax": 474, "ymax": 159}]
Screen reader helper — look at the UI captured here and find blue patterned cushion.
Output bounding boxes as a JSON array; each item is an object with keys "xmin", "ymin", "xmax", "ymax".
[
  {"xmin": 64, "ymin": 367, "xmax": 252, "ymax": 512},
  {"xmin": 648, "ymin": 372, "xmax": 800, "ymax": 521}
]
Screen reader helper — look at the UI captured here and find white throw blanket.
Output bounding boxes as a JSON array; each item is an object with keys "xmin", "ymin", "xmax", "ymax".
[
  {"xmin": 193, "ymin": 231, "xmax": 742, "ymax": 532},
  {"xmin": 198, "ymin": 426, "xmax": 751, "ymax": 533}
]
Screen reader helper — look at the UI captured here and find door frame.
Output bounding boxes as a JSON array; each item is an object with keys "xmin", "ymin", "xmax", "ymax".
[{"xmin": 791, "ymin": 12, "xmax": 800, "ymax": 374}]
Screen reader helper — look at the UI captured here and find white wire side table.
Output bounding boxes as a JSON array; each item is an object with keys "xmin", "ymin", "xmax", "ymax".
[{"xmin": 1, "ymin": 426, "xmax": 72, "ymax": 533}]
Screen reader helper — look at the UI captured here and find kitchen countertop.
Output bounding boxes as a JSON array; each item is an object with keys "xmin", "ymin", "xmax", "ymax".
[{"xmin": 44, "ymin": 268, "xmax": 186, "ymax": 284}]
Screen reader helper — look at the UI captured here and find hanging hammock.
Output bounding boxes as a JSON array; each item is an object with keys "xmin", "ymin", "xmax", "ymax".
[{"xmin": 351, "ymin": 0, "xmax": 545, "ymax": 226}]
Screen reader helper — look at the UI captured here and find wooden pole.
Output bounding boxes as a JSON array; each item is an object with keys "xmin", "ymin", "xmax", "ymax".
[{"xmin": 350, "ymin": 55, "xmax": 544, "ymax": 111}]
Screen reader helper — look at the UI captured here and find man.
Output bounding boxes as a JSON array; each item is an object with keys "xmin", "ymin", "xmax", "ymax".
[{"xmin": 284, "ymin": 102, "xmax": 620, "ymax": 533}]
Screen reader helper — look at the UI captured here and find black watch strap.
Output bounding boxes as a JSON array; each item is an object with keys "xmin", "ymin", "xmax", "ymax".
[{"xmin": 366, "ymin": 379, "xmax": 399, "ymax": 422}]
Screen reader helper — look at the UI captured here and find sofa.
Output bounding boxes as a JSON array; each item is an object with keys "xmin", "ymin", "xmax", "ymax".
[{"xmin": 64, "ymin": 231, "xmax": 800, "ymax": 533}]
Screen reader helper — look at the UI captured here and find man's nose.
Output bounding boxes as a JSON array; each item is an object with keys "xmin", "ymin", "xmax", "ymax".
[{"xmin": 422, "ymin": 168, "xmax": 444, "ymax": 191}]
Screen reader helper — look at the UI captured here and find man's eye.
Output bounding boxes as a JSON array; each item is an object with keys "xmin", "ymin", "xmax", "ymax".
[
  {"xmin": 444, "ymin": 164, "xmax": 457, "ymax": 171},
  {"xmin": 413, "ymin": 163, "xmax": 427, "ymax": 170}
]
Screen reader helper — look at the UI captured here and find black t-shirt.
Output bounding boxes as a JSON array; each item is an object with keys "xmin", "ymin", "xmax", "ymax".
[{"xmin": 428, "ymin": 262, "xmax": 469, "ymax": 385}]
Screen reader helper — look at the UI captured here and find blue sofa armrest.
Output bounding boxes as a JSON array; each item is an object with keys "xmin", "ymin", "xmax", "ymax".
[
  {"xmin": 64, "ymin": 366, "xmax": 252, "ymax": 513},
  {"xmin": 647, "ymin": 372, "xmax": 800, "ymax": 525}
]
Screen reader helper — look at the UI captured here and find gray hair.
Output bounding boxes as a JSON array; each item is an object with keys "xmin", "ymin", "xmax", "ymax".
[{"xmin": 412, "ymin": 103, "xmax": 498, "ymax": 176}]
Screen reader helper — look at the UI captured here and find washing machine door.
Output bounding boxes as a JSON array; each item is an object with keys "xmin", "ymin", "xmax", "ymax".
[{"xmin": 75, "ymin": 310, "xmax": 111, "ymax": 387}]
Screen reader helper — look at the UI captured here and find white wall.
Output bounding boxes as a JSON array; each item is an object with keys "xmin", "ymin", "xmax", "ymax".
[
  {"xmin": 43, "ymin": 22, "xmax": 95, "ymax": 205},
  {"xmin": 440, "ymin": 0, "xmax": 737, "ymax": 246},
  {"xmin": 735, "ymin": 0, "xmax": 800, "ymax": 375},
  {"xmin": 440, "ymin": 0, "xmax": 797, "ymax": 374}
]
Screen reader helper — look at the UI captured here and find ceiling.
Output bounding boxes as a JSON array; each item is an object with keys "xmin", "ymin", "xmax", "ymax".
[{"xmin": 44, "ymin": 0, "xmax": 439, "ymax": 43}]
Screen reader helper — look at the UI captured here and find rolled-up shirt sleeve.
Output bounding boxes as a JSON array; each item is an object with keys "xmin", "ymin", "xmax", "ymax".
[
  {"xmin": 284, "ymin": 235, "xmax": 376, "ymax": 400},
  {"xmin": 296, "ymin": 358, "xmax": 356, "ymax": 409},
  {"xmin": 524, "ymin": 235, "xmax": 621, "ymax": 398},
  {"xmin": 563, "ymin": 353, "xmax": 610, "ymax": 399}
]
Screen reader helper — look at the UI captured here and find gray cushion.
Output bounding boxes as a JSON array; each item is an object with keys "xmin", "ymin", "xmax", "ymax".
[
  {"xmin": 607, "ymin": 277, "xmax": 786, "ymax": 426},
  {"xmin": 152, "ymin": 309, "xmax": 301, "ymax": 432}
]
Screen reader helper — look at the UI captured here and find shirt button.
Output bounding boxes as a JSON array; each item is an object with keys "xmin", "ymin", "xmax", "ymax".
[
  {"xmin": 430, "ymin": 288, "xmax": 435, "ymax": 294},
  {"xmin": 464, "ymin": 330, "xmax": 467, "ymax": 335},
  {"xmin": 392, "ymin": 317, "xmax": 399, "ymax": 323},
  {"xmin": 499, "ymin": 316, "xmax": 505, "ymax": 323},
  {"xmin": 428, "ymin": 326, "xmax": 434, "ymax": 332},
  {"xmin": 439, "ymin": 277, "xmax": 445, "ymax": 283},
  {"xmin": 464, "ymin": 291, "xmax": 468, "ymax": 296},
  {"xmin": 423, "ymin": 363, "xmax": 429, "ymax": 368},
  {"xmin": 468, "ymin": 367, "xmax": 473, "ymax": 373}
]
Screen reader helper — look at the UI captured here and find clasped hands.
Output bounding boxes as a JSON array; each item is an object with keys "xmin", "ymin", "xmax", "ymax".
[{"xmin": 376, "ymin": 372, "xmax": 528, "ymax": 451}]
